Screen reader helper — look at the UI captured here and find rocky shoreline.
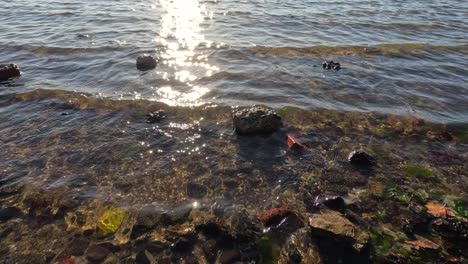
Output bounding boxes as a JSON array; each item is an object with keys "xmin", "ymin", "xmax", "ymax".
[{"xmin": 0, "ymin": 91, "xmax": 466, "ymax": 263}]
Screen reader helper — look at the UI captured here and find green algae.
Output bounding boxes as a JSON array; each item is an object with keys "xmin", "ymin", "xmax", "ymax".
[
  {"xmin": 401, "ymin": 164, "xmax": 436, "ymax": 179},
  {"xmin": 256, "ymin": 236, "xmax": 280, "ymax": 264},
  {"xmin": 443, "ymin": 196, "xmax": 468, "ymax": 219},
  {"xmin": 96, "ymin": 208, "xmax": 126, "ymax": 237}
]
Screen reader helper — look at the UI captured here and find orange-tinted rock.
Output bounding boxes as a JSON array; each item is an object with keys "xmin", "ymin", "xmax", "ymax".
[
  {"xmin": 405, "ymin": 235, "xmax": 440, "ymax": 250},
  {"xmin": 260, "ymin": 207, "xmax": 293, "ymax": 227},
  {"xmin": 287, "ymin": 135, "xmax": 305, "ymax": 150},
  {"xmin": 426, "ymin": 201, "xmax": 455, "ymax": 218}
]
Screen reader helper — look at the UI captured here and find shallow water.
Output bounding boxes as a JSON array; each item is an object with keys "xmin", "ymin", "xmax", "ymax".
[{"xmin": 1, "ymin": 1, "xmax": 468, "ymax": 263}]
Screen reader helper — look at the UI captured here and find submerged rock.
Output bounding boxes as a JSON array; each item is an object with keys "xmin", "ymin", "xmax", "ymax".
[
  {"xmin": 279, "ymin": 228, "xmax": 322, "ymax": 264},
  {"xmin": 232, "ymin": 106, "xmax": 282, "ymax": 135},
  {"xmin": 322, "ymin": 61, "xmax": 341, "ymax": 70},
  {"xmin": 0, "ymin": 207, "xmax": 23, "ymax": 223},
  {"xmin": 134, "ymin": 205, "xmax": 168, "ymax": 233},
  {"xmin": 85, "ymin": 245, "xmax": 110, "ymax": 263},
  {"xmin": 146, "ymin": 109, "xmax": 166, "ymax": 123},
  {"xmin": 308, "ymin": 210, "xmax": 369, "ymax": 252},
  {"xmin": 186, "ymin": 182, "xmax": 208, "ymax": 199},
  {"xmin": 0, "ymin": 64, "xmax": 21, "ymax": 81},
  {"xmin": 260, "ymin": 207, "xmax": 293, "ymax": 227},
  {"xmin": 314, "ymin": 195, "xmax": 346, "ymax": 212},
  {"xmin": 348, "ymin": 151, "xmax": 376, "ymax": 167},
  {"xmin": 136, "ymin": 55, "xmax": 157, "ymax": 71}
]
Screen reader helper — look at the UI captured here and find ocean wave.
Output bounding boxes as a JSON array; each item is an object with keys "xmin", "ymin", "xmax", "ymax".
[
  {"xmin": 250, "ymin": 43, "xmax": 468, "ymax": 57},
  {"xmin": 1, "ymin": 44, "xmax": 127, "ymax": 56}
]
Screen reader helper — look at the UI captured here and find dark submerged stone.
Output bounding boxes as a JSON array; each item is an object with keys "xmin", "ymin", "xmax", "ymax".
[
  {"xmin": 0, "ymin": 64, "xmax": 21, "ymax": 81},
  {"xmin": 322, "ymin": 61, "xmax": 341, "ymax": 71},
  {"xmin": 136, "ymin": 55, "xmax": 158, "ymax": 71},
  {"xmin": 186, "ymin": 182, "xmax": 208, "ymax": 199},
  {"xmin": 232, "ymin": 106, "xmax": 282, "ymax": 135},
  {"xmin": 348, "ymin": 151, "xmax": 376, "ymax": 167},
  {"xmin": 85, "ymin": 245, "xmax": 110, "ymax": 263},
  {"xmin": 146, "ymin": 109, "xmax": 166, "ymax": 123}
]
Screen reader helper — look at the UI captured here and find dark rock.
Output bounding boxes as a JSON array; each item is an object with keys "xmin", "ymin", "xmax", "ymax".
[
  {"xmin": 0, "ymin": 207, "xmax": 23, "ymax": 223},
  {"xmin": 260, "ymin": 207, "xmax": 293, "ymax": 227},
  {"xmin": 218, "ymin": 249, "xmax": 241, "ymax": 263},
  {"xmin": 314, "ymin": 195, "xmax": 346, "ymax": 211},
  {"xmin": 186, "ymin": 182, "xmax": 208, "ymax": 199},
  {"xmin": 437, "ymin": 132, "xmax": 453, "ymax": 141},
  {"xmin": 278, "ymin": 228, "xmax": 322, "ymax": 264},
  {"xmin": 322, "ymin": 61, "xmax": 341, "ymax": 71},
  {"xmin": 135, "ymin": 250, "xmax": 157, "ymax": 264},
  {"xmin": 147, "ymin": 109, "xmax": 166, "ymax": 123},
  {"xmin": 66, "ymin": 237, "xmax": 90, "ymax": 256},
  {"xmin": 232, "ymin": 106, "xmax": 282, "ymax": 135},
  {"xmin": 77, "ymin": 34, "xmax": 90, "ymax": 39},
  {"xmin": 136, "ymin": 55, "xmax": 158, "ymax": 71},
  {"xmin": 308, "ymin": 210, "xmax": 369, "ymax": 252},
  {"xmin": 348, "ymin": 151, "xmax": 376, "ymax": 167},
  {"xmin": 227, "ymin": 209, "xmax": 261, "ymax": 240},
  {"xmin": 171, "ymin": 237, "xmax": 193, "ymax": 253},
  {"xmin": 0, "ymin": 64, "xmax": 21, "ymax": 81},
  {"xmin": 86, "ymin": 245, "xmax": 110, "ymax": 263}
]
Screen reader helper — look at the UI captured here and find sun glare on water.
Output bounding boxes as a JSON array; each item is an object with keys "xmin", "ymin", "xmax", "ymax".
[{"xmin": 154, "ymin": 0, "xmax": 218, "ymax": 106}]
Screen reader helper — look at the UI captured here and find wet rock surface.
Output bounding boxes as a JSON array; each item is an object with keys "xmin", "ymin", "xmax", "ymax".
[
  {"xmin": 146, "ymin": 109, "xmax": 166, "ymax": 123},
  {"xmin": 232, "ymin": 106, "xmax": 282, "ymax": 135},
  {"xmin": 260, "ymin": 207, "xmax": 293, "ymax": 227},
  {"xmin": 186, "ymin": 182, "xmax": 208, "ymax": 199},
  {"xmin": 0, "ymin": 64, "xmax": 21, "ymax": 81},
  {"xmin": 309, "ymin": 210, "xmax": 369, "ymax": 252},
  {"xmin": 313, "ymin": 195, "xmax": 346, "ymax": 212},
  {"xmin": 322, "ymin": 60, "xmax": 341, "ymax": 70},
  {"xmin": 136, "ymin": 55, "xmax": 158, "ymax": 71},
  {"xmin": 279, "ymin": 228, "xmax": 322, "ymax": 264},
  {"xmin": 0, "ymin": 96, "xmax": 467, "ymax": 264}
]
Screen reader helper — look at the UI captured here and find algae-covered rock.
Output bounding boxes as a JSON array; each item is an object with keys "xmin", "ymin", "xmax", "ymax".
[
  {"xmin": 232, "ymin": 106, "xmax": 282, "ymax": 135},
  {"xmin": 96, "ymin": 208, "xmax": 126, "ymax": 237},
  {"xmin": 308, "ymin": 210, "xmax": 369, "ymax": 252}
]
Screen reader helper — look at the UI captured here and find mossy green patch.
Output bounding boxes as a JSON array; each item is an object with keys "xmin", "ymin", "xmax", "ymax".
[
  {"xmin": 443, "ymin": 196, "xmax": 468, "ymax": 219},
  {"xmin": 96, "ymin": 207, "xmax": 126, "ymax": 237},
  {"xmin": 276, "ymin": 108, "xmax": 290, "ymax": 118},
  {"xmin": 402, "ymin": 164, "xmax": 436, "ymax": 179},
  {"xmin": 256, "ymin": 236, "xmax": 280, "ymax": 264}
]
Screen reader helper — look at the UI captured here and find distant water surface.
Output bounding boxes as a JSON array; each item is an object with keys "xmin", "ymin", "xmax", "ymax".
[{"xmin": 1, "ymin": 0, "xmax": 467, "ymax": 121}]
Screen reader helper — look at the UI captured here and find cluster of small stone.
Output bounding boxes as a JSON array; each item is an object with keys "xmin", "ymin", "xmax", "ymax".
[{"xmin": 322, "ymin": 60, "xmax": 341, "ymax": 70}]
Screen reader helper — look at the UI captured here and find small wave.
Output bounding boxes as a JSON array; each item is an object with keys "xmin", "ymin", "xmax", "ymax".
[
  {"xmin": 1, "ymin": 44, "xmax": 126, "ymax": 56},
  {"xmin": 250, "ymin": 43, "xmax": 468, "ymax": 57}
]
